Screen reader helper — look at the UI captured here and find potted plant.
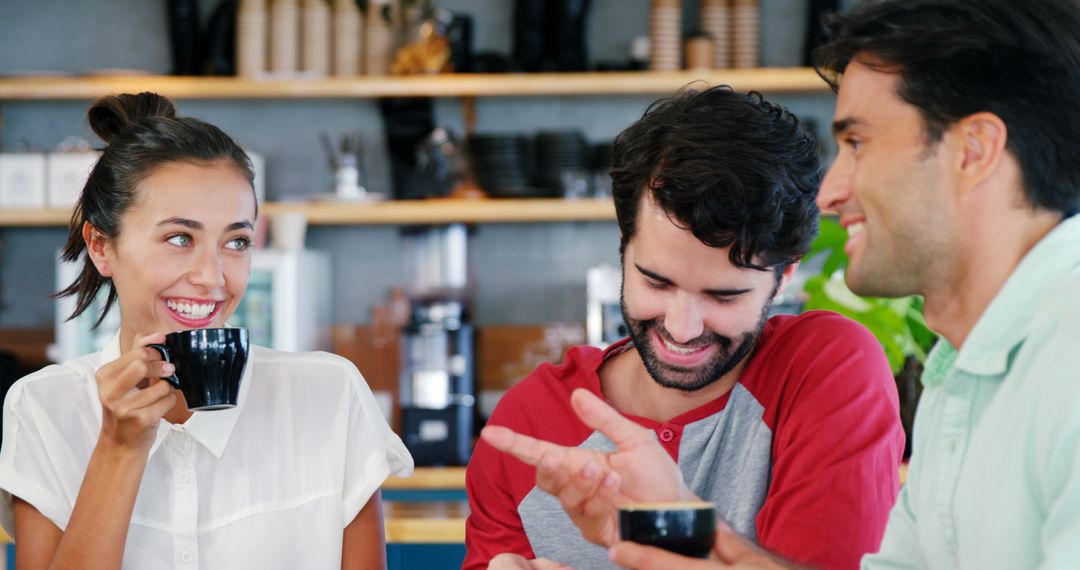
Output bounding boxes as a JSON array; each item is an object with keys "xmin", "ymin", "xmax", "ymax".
[{"xmin": 801, "ymin": 218, "xmax": 938, "ymax": 458}]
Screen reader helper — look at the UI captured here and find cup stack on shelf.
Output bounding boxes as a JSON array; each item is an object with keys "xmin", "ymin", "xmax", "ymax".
[
  {"xmin": 700, "ymin": 0, "xmax": 732, "ymax": 69},
  {"xmin": 366, "ymin": 0, "xmax": 394, "ymax": 76},
  {"xmin": 302, "ymin": 0, "xmax": 331, "ymax": 75},
  {"xmin": 270, "ymin": 0, "xmax": 300, "ymax": 73},
  {"xmin": 239, "ymin": 0, "xmax": 371, "ymax": 77},
  {"xmin": 237, "ymin": 0, "xmax": 268, "ymax": 77},
  {"xmin": 649, "ymin": 0, "xmax": 682, "ymax": 71},
  {"xmin": 332, "ymin": 0, "xmax": 363, "ymax": 75},
  {"xmin": 732, "ymin": 0, "xmax": 760, "ymax": 68}
]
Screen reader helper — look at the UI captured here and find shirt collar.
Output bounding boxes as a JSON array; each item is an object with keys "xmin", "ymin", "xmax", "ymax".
[
  {"xmin": 98, "ymin": 331, "xmax": 252, "ymax": 459},
  {"xmin": 953, "ymin": 215, "xmax": 1080, "ymax": 376}
]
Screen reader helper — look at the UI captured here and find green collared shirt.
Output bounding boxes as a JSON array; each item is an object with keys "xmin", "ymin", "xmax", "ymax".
[{"xmin": 865, "ymin": 215, "xmax": 1080, "ymax": 570}]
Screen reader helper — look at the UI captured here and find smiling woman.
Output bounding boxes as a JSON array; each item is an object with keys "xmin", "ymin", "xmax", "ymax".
[{"xmin": 0, "ymin": 92, "xmax": 413, "ymax": 570}]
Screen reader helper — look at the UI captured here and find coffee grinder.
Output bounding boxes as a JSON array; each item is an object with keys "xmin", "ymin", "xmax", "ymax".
[{"xmin": 399, "ymin": 223, "xmax": 475, "ymax": 465}]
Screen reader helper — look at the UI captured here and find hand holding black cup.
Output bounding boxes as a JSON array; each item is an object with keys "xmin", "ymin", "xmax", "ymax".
[
  {"xmin": 618, "ymin": 501, "xmax": 717, "ymax": 558},
  {"xmin": 148, "ymin": 327, "xmax": 249, "ymax": 411}
]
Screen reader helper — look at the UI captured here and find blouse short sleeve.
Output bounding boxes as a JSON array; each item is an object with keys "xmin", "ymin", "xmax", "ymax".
[
  {"xmin": 339, "ymin": 361, "xmax": 413, "ymax": 525},
  {"xmin": 0, "ymin": 366, "xmax": 94, "ymax": 537}
]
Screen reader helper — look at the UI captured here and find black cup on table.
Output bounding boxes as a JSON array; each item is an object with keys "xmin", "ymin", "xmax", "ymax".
[
  {"xmin": 618, "ymin": 501, "xmax": 717, "ymax": 559},
  {"xmin": 148, "ymin": 328, "xmax": 249, "ymax": 411}
]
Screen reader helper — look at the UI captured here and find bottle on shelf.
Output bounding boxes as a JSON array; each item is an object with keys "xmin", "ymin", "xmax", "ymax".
[
  {"xmin": 270, "ymin": 0, "xmax": 301, "ymax": 74},
  {"xmin": 302, "ymin": 0, "xmax": 331, "ymax": 75},
  {"xmin": 332, "ymin": 0, "xmax": 364, "ymax": 76},
  {"xmin": 237, "ymin": 0, "xmax": 269, "ymax": 77},
  {"xmin": 649, "ymin": 0, "xmax": 681, "ymax": 71}
]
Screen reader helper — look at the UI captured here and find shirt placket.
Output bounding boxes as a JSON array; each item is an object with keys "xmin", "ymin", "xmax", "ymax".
[
  {"xmin": 936, "ymin": 372, "xmax": 974, "ymax": 570},
  {"xmin": 167, "ymin": 429, "xmax": 200, "ymax": 569}
]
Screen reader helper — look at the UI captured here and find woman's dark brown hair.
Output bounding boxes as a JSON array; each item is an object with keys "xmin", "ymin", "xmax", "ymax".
[{"xmin": 56, "ymin": 92, "xmax": 256, "ymax": 326}]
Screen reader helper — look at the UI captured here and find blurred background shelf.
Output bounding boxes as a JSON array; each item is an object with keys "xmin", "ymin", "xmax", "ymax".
[
  {"xmin": 0, "ymin": 200, "xmax": 839, "ymax": 228},
  {"xmin": 0, "ymin": 69, "xmax": 828, "ymax": 101},
  {"xmin": 0, "ymin": 198, "xmax": 617, "ymax": 227}
]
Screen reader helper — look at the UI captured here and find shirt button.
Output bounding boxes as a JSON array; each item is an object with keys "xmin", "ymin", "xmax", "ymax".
[
  {"xmin": 181, "ymin": 551, "xmax": 193, "ymax": 562},
  {"xmin": 659, "ymin": 428, "xmax": 675, "ymax": 442},
  {"xmin": 177, "ymin": 471, "xmax": 190, "ymax": 483}
]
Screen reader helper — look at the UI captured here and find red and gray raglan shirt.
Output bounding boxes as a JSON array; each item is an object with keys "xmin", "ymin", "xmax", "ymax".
[{"xmin": 465, "ymin": 311, "xmax": 905, "ymax": 570}]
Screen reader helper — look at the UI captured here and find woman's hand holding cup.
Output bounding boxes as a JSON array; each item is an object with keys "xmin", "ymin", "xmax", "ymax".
[{"xmin": 95, "ymin": 332, "xmax": 178, "ymax": 451}]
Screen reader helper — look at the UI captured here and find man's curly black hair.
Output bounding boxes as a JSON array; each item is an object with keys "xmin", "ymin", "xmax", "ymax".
[{"xmin": 611, "ymin": 86, "xmax": 822, "ymax": 272}]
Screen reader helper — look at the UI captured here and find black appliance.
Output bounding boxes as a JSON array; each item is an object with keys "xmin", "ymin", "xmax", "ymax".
[
  {"xmin": 399, "ymin": 300, "xmax": 475, "ymax": 466},
  {"xmin": 398, "ymin": 224, "xmax": 475, "ymax": 466}
]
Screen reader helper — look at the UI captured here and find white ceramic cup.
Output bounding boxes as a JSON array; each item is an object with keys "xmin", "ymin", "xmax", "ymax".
[{"xmin": 271, "ymin": 211, "xmax": 308, "ymax": 251}]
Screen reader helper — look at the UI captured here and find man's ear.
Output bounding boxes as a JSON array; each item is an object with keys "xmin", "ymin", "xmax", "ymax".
[
  {"xmin": 773, "ymin": 261, "xmax": 800, "ymax": 299},
  {"xmin": 82, "ymin": 222, "xmax": 113, "ymax": 277},
  {"xmin": 953, "ymin": 112, "xmax": 1008, "ymax": 194}
]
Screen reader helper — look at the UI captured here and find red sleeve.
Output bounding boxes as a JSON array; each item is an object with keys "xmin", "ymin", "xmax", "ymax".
[
  {"xmin": 753, "ymin": 312, "xmax": 905, "ymax": 570},
  {"xmin": 464, "ymin": 430, "xmax": 536, "ymax": 569},
  {"xmin": 463, "ymin": 347, "xmax": 600, "ymax": 570}
]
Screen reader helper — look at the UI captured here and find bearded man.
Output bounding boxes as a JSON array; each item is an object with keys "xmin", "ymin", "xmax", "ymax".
[{"xmin": 464, "ymin": 87, "xmax": 904, "ymax": 570}]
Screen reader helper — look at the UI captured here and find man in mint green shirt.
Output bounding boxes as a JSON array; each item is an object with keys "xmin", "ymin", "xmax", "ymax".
[{"xmin": 481, "ymin": 1, "xmax": 1080, "ymax": 569}]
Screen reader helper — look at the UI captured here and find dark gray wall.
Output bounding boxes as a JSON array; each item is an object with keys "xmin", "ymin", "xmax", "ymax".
[{"xmin": 0, "ymin": 0, "xmax": 837, "ymax": 328}]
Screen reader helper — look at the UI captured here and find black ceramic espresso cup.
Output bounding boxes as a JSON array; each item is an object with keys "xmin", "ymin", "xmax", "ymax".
[
  {"xmin": 618, "ymin": 501, "xmax": 717, "ymax": 558},
  {"xmin": 148, "ymin": 327, "xmax": 249, "ymax": 411}
]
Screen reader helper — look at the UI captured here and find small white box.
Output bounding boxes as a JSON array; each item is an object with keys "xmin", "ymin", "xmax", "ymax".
[
  {"xmin": 46, "ymin": 151, "xmax": 101, "ymax": 208},
  {"xmin": 0, "ymin": 153, "xmax": 47, "ymax": 208}
]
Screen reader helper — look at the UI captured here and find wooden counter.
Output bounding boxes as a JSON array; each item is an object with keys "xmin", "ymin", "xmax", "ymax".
[
  {"xmin": 384, "ymin": 467, "xmax": 466, "ymax": 490},
  {"xmin": 384, "ymin": 501, "xmax": 468, "ymax": 544}
]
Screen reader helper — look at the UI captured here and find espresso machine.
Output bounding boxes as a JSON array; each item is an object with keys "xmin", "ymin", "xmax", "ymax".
[{"xmin": 399, "ymin": 224, "xmax": 475, "ymax": 465}]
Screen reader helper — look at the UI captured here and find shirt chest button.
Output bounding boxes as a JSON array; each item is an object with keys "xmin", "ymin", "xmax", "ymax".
[
  {"xmin": 659, "ymin": 428, "xmax": 676, "ymax": 442},
  {"xmin": 181, "ymin": 551, "xmax": 193, "ymax": 562},
  {"xmin": 177, "ymin": 471, "xmax": 190, "ymax": 483}
]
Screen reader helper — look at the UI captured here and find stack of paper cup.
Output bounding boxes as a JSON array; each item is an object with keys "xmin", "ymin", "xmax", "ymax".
[
  {"xmin": 649, "ymin": 0, "xmax": 682, "ymax": 71},
  {"xmin": 270, "ymin": 0, "xmax": 300, "ymax": 73},
  {"xmin": 365, "ymin": 0, "xmax": 393, "ymax": 76},
  {"xmin": 301, "ymin": 0, "xmax": 330, "ymax": 75},
  {"xmin": 332, "ymin": 0, "xmax": 363, "ymax": 75},
  {"xmin": 236, "ymin": 0, "xmax": 268, "ymax": 77},
  {"xmin": 700, "ymin": 0, "xmax": 732, "ymax": 69},
  {"xmin": 732, "ymin": 0, "xmax": 759, "ymax": 68}
]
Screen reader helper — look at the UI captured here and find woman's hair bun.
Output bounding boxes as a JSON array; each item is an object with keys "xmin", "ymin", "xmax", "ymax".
[{"xmin": 88, "ymin": 92, "xmax": 177, "ymax": 144}]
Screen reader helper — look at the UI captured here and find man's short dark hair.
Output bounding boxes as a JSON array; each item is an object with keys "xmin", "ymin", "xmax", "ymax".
[
  {"xmin": 611, "ymin": 86, "xmax": 822, "ymax": 271},
  {"xmin": 814, "ymin": 0, "xmax": 1080, "ymax": 215}
]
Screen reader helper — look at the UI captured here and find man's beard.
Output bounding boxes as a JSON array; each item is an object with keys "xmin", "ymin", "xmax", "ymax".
[{"xmin": 620, "ymin": 288, "xmax": 774, "ymax": 393}]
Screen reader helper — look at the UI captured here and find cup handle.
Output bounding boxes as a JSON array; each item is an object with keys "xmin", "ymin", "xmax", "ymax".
[{"xmin": 147, "ymin": 344, "xmax": 181, "ymax": 390}]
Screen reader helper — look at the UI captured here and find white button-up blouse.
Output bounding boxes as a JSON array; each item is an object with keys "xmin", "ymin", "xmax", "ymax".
[{"xmin": 0, "ymin": 334, "xmax": 413, "ymax": 569}]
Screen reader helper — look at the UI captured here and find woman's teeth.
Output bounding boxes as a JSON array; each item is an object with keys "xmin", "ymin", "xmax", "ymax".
[{"xmin": 167, "ymin": 300, "xmax": 216, "ymax": 319}]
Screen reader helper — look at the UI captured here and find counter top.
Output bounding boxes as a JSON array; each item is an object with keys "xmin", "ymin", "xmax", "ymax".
[
  {"xmin": 384, "ymin": 467, "xmax": 466, "ymax": 490},
  {"xmin": 384, "ymin": 501, "xmax": 468, "ymax": 544}
]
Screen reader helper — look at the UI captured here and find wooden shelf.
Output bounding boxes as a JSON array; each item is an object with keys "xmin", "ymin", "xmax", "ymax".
[
  {"xmin": 0, "ymin": 200, "xmax": 839, "ymax": 228},
  {"xmin": 0, "ymin": 199, "xmax": 613, "ymax": 228},
  {"xmin": 264, "ymin": 198, "xmax": 615, "ymax": 225},
  {"xmin": 0, "ymin": 207, "xmax": 72, "ymax": 227},
  {"xmin": 0, "ymin": 69, "xmax": 828, "ymax": 100}
]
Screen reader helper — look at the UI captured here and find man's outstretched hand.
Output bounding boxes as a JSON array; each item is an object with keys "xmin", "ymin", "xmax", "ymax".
[{"xmin": 481, "ymin": 388, "xmax": 695, "ymax": 547}]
